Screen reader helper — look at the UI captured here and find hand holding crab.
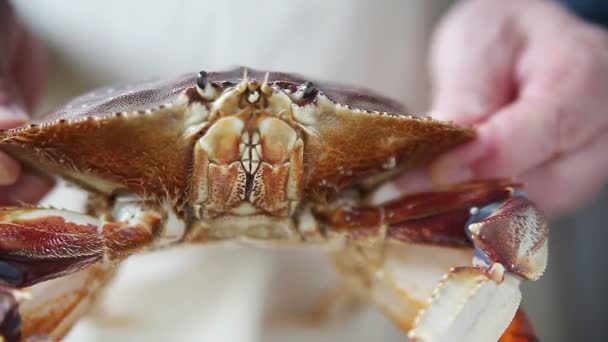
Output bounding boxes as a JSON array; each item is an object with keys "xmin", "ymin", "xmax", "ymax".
[
  {"xmin": 0, "ymin": 0, "xmax": 52, "ymax": 205},
  {"xmin": 0, "ymin": 2, "xmax": 54, "ymax": 341},
  {"xmin": 425, "ymin": 0, "xmax": 608, "ymax": 217}
]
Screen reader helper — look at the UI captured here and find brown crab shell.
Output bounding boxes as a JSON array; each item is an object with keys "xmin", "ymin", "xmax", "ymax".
[{"xmin": 0, "ymin": 68, "xmax": 475, "ymax": 207}]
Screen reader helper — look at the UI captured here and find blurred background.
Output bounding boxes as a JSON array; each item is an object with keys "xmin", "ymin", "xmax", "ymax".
[{"xmin": 10, "ymin": 0, "xmax": 608, "ymax": 341}]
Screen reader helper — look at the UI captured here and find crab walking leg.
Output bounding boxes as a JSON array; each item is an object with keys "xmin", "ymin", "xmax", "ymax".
[
  {"xmin": 19, "ymin": 264, "xmax": 116, "ymax": 341},
  {"xmin": 0, "ymin": 203, "xmax": 171, "ymax": 340},
  {"xmin": 331, "ymin": 243, "xmax": 476, "ymax": 331},
  {"xmin": 407, "ymin": 266, "xmax": 523, "ymax": 342},
  {"xmin": 317, "ymin": 180, "xmax": 517, "ymax": 246},
  {"xmin": 318, "ymin": 184, "xmax": 548, "ymax": 280},
  {"xmin": 320, "ymin": 186, "xmax": 547, "ymax": 341}
]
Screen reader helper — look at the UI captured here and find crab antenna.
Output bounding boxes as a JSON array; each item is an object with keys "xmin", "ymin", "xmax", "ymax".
[
  {"xmin": 238, "ymin": 68, "xmax": 249, "ymax": 93},
  {"xmin": 261, "ymin": 72, "xmax": 272, "ymax": 95}
]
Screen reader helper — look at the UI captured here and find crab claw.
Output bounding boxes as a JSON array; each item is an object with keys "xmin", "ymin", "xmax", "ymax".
[
  {"xmin": 468, "ymin": 197, "xmax": 548, "ymax": 280},
  {"xmin": 409, "ymin": 196, "xmax": 548, "ymax": 341},
  {"xmin": 408, "ymin": 266, "xmax": 522, "ymax": 342}
]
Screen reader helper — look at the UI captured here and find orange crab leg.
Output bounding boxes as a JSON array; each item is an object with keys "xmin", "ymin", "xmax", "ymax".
[
  {"xmin": 499, "ymin": 309, "xmax": 538, "ymax": 342},
  {"xmin": 0, "ymin": 205, "xmax": 163, "ymax": 340}
]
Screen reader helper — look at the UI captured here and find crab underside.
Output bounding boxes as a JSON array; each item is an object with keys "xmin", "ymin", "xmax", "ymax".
[{"xmin": 0, "ymin": 68, "xmax": 547, "ymax": 341}]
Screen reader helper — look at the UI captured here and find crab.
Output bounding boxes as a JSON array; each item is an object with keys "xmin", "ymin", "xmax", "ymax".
[{"xmin": 0, "ymin": 67, "xmax": 547, "ymax": 341}]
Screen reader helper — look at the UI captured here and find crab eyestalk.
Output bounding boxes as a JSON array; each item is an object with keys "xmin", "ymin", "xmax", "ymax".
[{"xmin": 196, "ymin": 71, "xmax": 218, "ymax": 101}]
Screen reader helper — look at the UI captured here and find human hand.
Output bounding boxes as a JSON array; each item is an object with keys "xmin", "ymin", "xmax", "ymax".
[
  {"xmin": 403, "ymin": 0, "xmax": 608, "ymax": 217},
  {"xmin": 0, "ymin": 0, "xmax": 53, "ymax": 205}
]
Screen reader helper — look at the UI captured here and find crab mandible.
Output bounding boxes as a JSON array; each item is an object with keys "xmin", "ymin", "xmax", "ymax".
[{"xmin": 0, "ymin": 68, "xmax": 547, "ymax": 341}]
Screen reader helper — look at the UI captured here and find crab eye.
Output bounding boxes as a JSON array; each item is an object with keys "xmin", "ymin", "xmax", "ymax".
[
  {"xmin": 195, "ymin": 70, "xmax": 218, "ymax": 101},
  {"xmin": 196, "ymin": 71, "xmax": 209, "ymax": 90},
  {"xmin": 298, "ymin": 82, "xmax": 318, "ymax": 100}
]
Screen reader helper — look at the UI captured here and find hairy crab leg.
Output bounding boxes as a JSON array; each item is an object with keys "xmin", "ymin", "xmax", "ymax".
[
  {"xmin": 0, "ymin": 203, "xmax": 168, "ymax": 340},
  {"xmin": 319, "ymin": 183, "xmax": 547, "ymax": 341}
]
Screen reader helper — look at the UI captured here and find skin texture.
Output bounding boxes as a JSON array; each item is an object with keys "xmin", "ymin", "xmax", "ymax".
[
  {"xmin": 0, "ymin": 0, "xmax": 53, "ymax": 202},
  {"xmin": 410, "ymin": 0, "xmax": 608, "ymax": 217}
]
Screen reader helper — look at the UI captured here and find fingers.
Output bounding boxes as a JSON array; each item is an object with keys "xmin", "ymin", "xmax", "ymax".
[
  {"xmin": 0, "ymin": 152, "xmax": 19, "ymax": 186},
  {"xmin": 0, "ymin": 170, "xmax": 55, "ymax": 206},
  {"xmin": 431, "ymin": 25, "xmax": 608, "ymax": 184},
  {"xmin": 394, "ymin": 168, "xmax": 435, "ymax": 195},
  {"xmin": 0, "ymin": 3, "xmax": 50, "ymax": 199},
  {"xmin": 521, "ymin": 132, "xmax": 608, "ymax": 216},
  {"xmin": 429, "ymin": 0, "xmax": 520, "ymax": 124},
  {"xmin": 406, "ymin": 0, "xmax": 608, "ymax": 217},
  {"xmin": 431, "ymin": 98, "xmax": 579, "ymax": 183},
  {"xmin": 428, "ymin": 0, "xmax": 608, "ymax": 188}
]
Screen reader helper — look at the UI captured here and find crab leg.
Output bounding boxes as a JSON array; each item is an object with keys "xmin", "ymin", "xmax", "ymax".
[
  {"xmin": 0, "ymin": 203, "xmax": 166, "ymax": 340},
  {"xmin": 19, "ymin": 264, "xmax": 115, "ymax": 341},
  {"xmin": 321, "ymin": 183, "xmax": 547, "ymax": 341},
  {"xmin": 498, "ymin": 309, "xmax": 538, "ymax": 342},
  {"xmin": 318, "ymin": 180, "xmax": 517, "ymax": 246}
]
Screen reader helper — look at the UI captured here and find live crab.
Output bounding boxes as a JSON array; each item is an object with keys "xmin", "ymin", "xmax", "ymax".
[{"xmin": 0, "ymin": 68, "xmax": 547, "ymax": 341}]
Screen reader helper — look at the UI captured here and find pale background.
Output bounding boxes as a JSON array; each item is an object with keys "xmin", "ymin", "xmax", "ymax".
[{"xmin": 11, "ymin": 1, "xmax": 608, "ymax": 341}]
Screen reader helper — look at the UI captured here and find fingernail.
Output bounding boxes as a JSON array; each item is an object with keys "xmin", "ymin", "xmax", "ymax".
[{"xmin": 0, "ymin": 105, "xmax": 28, "ymax": 129}]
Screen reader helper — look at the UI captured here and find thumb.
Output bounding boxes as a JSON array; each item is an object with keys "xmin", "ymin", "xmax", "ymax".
[
  {"xmin": 430, "ymin": 2, "xmax": 520, "ymax": 124},
  {"xmin": 429, "ymin": 99, "xmax": 559, "ymax": 184}
]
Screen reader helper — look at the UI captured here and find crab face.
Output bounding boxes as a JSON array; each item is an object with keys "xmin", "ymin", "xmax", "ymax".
[{"xmin": 0, "ymin": 67, "xmax": 547, "ymax": 341}]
